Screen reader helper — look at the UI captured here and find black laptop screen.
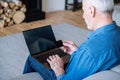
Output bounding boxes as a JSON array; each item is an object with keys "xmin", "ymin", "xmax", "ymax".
[{"xmin": 23, "ymin": 25, "xmax": 57, "ymax": 55}]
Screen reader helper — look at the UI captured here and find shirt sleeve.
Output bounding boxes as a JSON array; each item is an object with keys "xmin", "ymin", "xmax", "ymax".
[
  {"xmin": 57, "ymin": 74, "xmax": 65, "ymax": 80},
  {"xmin": 57, "ymin": 45, "xmax": 98, "ymax": 80}
]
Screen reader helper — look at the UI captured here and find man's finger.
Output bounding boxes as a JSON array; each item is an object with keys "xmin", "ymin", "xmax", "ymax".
[
  {"xmin": 63, "ymin": 42, "xmax": 71, "ymax": 47},
  {"xmin": 55, "ymin": 55, "xmax": 61, "ymax": 60},
  {"xmin": 47, "ymin": 58, "xmax": 51, "ymax": 64},
  {"xmin": 63, "ymin": 42, "xmax": 75, "ymax": 49},
  {"xmin": 60, "ymin": 46, "xmax": 67, "ymax": 52},
  {"xmin": 63, "ymin": 40, "xmax": 74, "ymax": 45},
  {"xmin": 52, "ymin": 55, "xmax": 57, "ymax": 61},
  {"xmin": 49, "ymin": 56, "xmax": 53, "ymax": 61}
]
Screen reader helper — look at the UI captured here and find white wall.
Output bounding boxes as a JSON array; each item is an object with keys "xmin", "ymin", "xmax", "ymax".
[
  {"xmin": 42, "ymin": 0, "xmax": 82, "ymax": 12},
  {"xmin": 68, "ymin": 0, "xmax": 82, "ymax": 3},
  {"xmin": 42, "ymin": 0, "xmax": 65, "ymax": 12}
]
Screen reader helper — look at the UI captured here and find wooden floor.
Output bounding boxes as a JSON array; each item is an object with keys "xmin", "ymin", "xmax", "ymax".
[{"xmin": 0, "ymin": 10, "xmax": 87, "ymax": 37}]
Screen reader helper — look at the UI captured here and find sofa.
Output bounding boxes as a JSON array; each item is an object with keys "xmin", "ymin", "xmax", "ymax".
[
  {"xmin": 0, "ymin": 22, "xmax": 120, "ymax": 80},
  {"xmin": 112, "ymin": 4, "xmax": 120, "ymax": 26},
  {"xmin": 0, "ymin": 4, "xmax": 120, "ymax": 80}
]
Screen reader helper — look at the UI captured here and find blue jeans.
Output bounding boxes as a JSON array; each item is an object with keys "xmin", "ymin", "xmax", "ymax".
[{"xmin": 23, "ymin": 55, "xmax": 56, "ymax": 80}]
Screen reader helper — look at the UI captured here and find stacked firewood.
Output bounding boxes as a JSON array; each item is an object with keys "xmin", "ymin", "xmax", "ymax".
[{"xmin": 0, "ymin": 0, "xmax": 26, "ymax": 28}]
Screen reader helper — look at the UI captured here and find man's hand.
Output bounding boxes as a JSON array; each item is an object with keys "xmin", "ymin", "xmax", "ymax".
[
  {"xmin": 47, "ymin": 55, "xmax": 65, "ymax": 77},
  {"xmin": 62, "ymin": 40, "xmax": 78, "ymax": 55}
]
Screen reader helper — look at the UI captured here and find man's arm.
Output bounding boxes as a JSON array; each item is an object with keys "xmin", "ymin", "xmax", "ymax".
[
  {"xmin": 47, "ymin": 40, "xmax": 78, "ymax": 76},
  {"xmin": 47, "ymin": 42, "xmax": 99, "ymax": 80},
  {"xmin": 47, "ymin": 40, "xmax": 78, "ymax": 77},
  {"xmin": 47, "ymin": 50, "xmax": 97, "ymax": 80}
]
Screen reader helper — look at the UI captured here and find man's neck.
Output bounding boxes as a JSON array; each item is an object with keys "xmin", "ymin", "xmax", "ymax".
[{"xmin": 93, "ymin": 12, "xmax": 113, "ymax": 30}]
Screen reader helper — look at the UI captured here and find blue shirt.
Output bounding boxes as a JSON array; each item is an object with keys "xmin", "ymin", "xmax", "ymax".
[{"xmin": 57, "ymin": 22, "xmax": 120, "ymax": 80}]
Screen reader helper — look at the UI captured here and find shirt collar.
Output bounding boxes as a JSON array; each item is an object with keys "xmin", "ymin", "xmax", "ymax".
[{"xmin": 87, "ymin": 22, "xmax": 117, "ymax": 39}]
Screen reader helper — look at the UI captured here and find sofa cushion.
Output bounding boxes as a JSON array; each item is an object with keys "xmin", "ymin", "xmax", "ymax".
[
  {"xmin": 0, "ymin": 33, "xmax": 30, "ymax": 80},
  {"xmin": 111, "ymin": 65, "xmax": 120, "ymax": 74},
  {"xmin": 83, "ymin": 70, "xmax": 120, "ymax": 80},
  {"xmin": 112, "ymin": 4, "xmax": 120, "ymax": 26},
  {"xmin": 52, "ymin": 23, "xmax": 90, "ymax": 46},
  {"xmin": 10, "ymin": 72, "xmax": 43, "ymax": 80}
]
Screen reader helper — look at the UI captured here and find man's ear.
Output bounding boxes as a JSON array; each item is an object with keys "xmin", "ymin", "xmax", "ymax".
[{"xmin": 90, "ymin": 6, "xmax": 95, "ymax": 17}]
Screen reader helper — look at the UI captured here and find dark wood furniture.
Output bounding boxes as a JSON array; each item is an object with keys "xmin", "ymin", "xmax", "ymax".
[
  {"xmin": 65, "ymin": 0, "xmax": 82, "ymax": 11},
  {"xmin": 22, "ymin": 0, "xmax": 45, "ymax": 22},
  {"xmin": 114, "ymin": 0, "xmax": 120, "ymax": 4}
]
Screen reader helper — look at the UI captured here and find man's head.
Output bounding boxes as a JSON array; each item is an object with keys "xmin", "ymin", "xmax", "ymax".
[{"xmin": 82, "ymin": 0, "xmax": 114, "ymax": 30}]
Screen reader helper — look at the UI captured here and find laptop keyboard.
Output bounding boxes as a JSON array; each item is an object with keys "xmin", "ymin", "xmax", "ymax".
[{"xmin": 32, "ymin": 48, "xmax": 68, "ymax": 63}]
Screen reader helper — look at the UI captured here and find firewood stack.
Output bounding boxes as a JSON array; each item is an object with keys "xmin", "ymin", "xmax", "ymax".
[{"xmin": 0, "ymin": 0, "xmax": 26, "ymax": 28}]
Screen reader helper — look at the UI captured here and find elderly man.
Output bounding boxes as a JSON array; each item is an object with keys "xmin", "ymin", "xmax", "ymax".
[{"xmin": 23, "ymin": 0, "xmax": 120, "ymax": 80}]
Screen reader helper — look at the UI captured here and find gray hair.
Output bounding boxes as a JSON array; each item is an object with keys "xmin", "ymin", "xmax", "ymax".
[{"xmin": 86, "ymin": 0, "xmax": 114, "ymax": 13}]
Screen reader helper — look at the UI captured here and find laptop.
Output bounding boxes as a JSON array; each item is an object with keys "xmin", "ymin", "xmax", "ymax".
[{"xmin": 23, "ymin": 25, "xmax": 68, "ymax": 63}]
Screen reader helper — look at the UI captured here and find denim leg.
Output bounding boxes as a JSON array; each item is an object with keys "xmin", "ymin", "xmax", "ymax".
[
  {"xmin": 23, "ymin": 55, "xmax": 36, "ymax": 73},
  {"xmin": 23, "ymin": 55, "xmax": 56, "ymax": 80}
]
